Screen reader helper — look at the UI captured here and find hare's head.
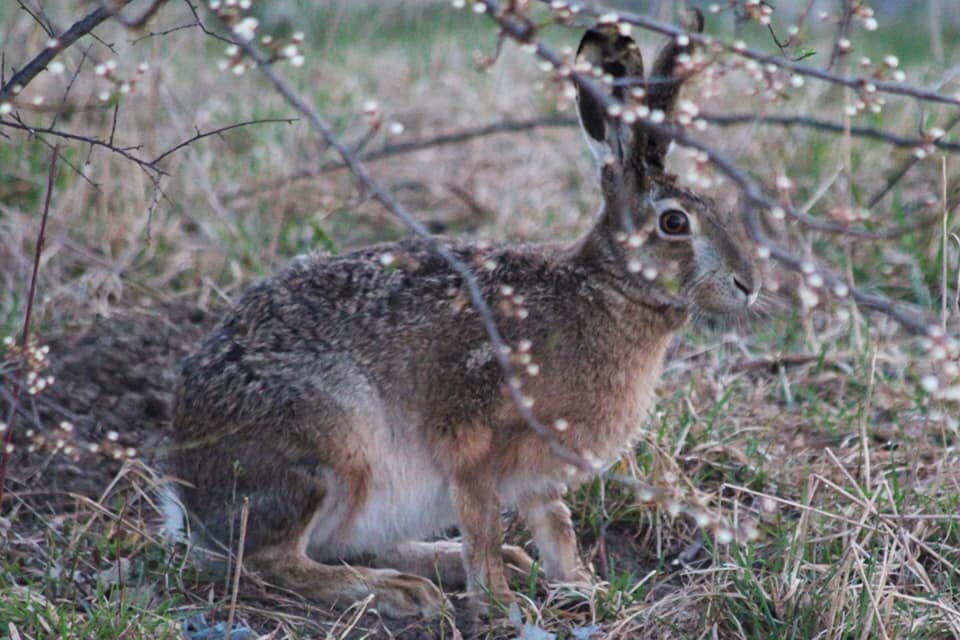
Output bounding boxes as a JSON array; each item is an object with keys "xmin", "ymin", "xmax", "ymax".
[{"xmin": 576, "ymin": 15, "xmax": 760, "ymax": 316}]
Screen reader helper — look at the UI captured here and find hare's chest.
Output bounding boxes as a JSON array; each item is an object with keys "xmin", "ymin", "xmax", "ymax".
[
  {"xmin": 596, "ymin": 364, "xmax": 662, "ymax": 460},
  {"xmin": 568, "ymin": 338, "xmax": 670, "ymax": 464}
]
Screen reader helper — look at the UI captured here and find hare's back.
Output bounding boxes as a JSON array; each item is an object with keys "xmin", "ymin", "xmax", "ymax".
[{"xmin": 175, "ymin": 240, "xmax": 491, "ymax": 413}]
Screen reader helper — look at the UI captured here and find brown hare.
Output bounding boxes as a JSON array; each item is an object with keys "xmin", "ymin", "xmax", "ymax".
[{"xmin": 164, "ymin": 20, "xmax": 759, "ymax": 619}]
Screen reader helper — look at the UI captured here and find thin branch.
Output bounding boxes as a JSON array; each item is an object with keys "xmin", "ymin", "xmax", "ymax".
[
  {"xmin": 0, "ymin": 0, "xmax": 133, "ymax": 100},
  {"xmin": 97, "ymin": 0, "xmax": 170, "ymax": 29},
  {"xmin": 49, "ymin": 43, "xmax": 94, "ymax": 131},
  {"xmin": 543, "ymin": 1, "xmax": 960, "ymax": 108},
  {"xmin": 1, "ymin": 115, "xmax": 295, "ymax": 177},
  {"xmin": 108, "ymin": 98, "xmax": 121, "ymax": 147},
  {"xmin": 868, "ymin": 111, "xmax": 960, "ymax": 208},
  {"xmin": 180, "ymin": 0, "xmax": 235, "ymax": 46},
  {"xmin": 150, "ymin": 117, "xmax": 297, "ymax": 165},
  {"xmin": 220, "ymin": 114, "xmax": 574, "ymax": 203},
  {"xmin": 0, "ymin": 117, "xmax": 160, "ymax": 175},
  {"xmin": 128, "ymin": 21, "xmax": 204, "ymax": 45},
  {"xmin": 826, "ymin": 0, "xmax": 854, "ymax": 71},
  {"xmin": 0, "ymin": 146, "xmax": 58, "ymax": 509},
  {"xmin": 125, "ymin": 0, "xmax": 234, "ymax": 46},
  {"xmin": 15, "ymin": 0, "xmax": 56, "ymax": 38},
  {"xmin": 701, "ymin": 111, "xmax": 960, "ymax": 154}
]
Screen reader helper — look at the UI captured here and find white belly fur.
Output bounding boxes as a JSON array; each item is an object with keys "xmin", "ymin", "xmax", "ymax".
[{"xmin": 307, "ymin": 424, "xmax": 457, "ymax": 560}]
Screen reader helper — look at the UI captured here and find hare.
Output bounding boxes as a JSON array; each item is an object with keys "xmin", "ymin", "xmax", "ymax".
[{"xmin": 164, "ymin": 19, "xmax": 759, "ymax": 619}]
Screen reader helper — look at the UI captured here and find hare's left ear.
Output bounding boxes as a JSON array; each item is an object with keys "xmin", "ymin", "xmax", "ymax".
[
  {"xmin": 644, "ymin": 8, "xmax": 704, "ymax": 171},
  {"xmin": 575, "ymin": 28, "xmax": 646, "ymax": 170}
]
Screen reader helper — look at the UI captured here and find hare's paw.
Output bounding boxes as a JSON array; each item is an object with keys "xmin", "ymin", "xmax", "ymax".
[
  {"xmin": 502, "ymin": 544, "xmax": 535, "ymax": 580},
  {"xmin": 554, "ymin": 564, "xmax": 592, "ymax": 584},
  {"xmin": 371, "ymin": 570, "xmax": 450, "ymax": 619}
]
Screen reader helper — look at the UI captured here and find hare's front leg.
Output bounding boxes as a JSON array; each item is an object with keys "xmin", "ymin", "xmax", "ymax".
[
  {"xmin": 520, "ymin": 489, "xmax": 590, "ymax": 582},
  {"xmin": 450, "ymin": 474, "xmax": 513, "ymax": 607}
]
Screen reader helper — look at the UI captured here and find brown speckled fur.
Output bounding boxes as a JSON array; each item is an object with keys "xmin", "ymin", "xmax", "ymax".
[{"xmin": 168, "ymin": 22, "xmax": 759, "ymax": 619}]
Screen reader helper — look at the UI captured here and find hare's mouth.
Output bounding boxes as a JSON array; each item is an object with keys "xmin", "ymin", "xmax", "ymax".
[{"xmin": 685, "ymin": 272, "xmax": 759, "ymax": 315}]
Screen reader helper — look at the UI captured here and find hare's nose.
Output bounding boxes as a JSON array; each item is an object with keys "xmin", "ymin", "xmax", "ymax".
[{"xmin": 733, "ymin": 276, "xmax": 759, "ymax": 307}]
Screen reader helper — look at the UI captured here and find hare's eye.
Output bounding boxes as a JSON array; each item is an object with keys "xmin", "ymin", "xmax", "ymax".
[{"xmin": 659, "ymin": 209, "xmax": 690, "ymax": 236}]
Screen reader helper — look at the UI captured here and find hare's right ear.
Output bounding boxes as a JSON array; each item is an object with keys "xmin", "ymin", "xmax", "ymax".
[
  {"xmin": 644, "ymin": 8, "xmax": 704, "ymax": 170},
  {"xmin": 575, "ymin": 28, "xmax": 645, "ymax": 171}
]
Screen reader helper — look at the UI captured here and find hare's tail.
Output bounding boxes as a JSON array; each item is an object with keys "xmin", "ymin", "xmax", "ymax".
[{"xmin": 158, "ymin": 482, "xmax": 188, "ymax": 542}]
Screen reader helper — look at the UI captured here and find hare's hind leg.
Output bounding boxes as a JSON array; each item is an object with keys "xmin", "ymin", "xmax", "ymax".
[
  {"xmin": 226, "ymin": 459, "xmax": 446, "ymax": 617},
  {"xmin": 248, "ymin": 541, "xmax": 448, "ymax": 618},
  {"xmin": 187, "ymin": 458, "xmax": 448, "ymax": 618},
  {"xmin": 369, "ymin": 540, "xmax": 534, "ymax": 589},
  {"xmin": 177, "ymin": 404, "xmax": 447, "ymax": 617}
]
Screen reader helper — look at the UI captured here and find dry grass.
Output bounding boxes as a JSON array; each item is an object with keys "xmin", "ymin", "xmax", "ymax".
[{"xmin": 1, "ymin": 1, "xmax": 959, "ymax": 638}]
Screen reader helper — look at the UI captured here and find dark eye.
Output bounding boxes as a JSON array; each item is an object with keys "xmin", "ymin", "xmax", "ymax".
[{"xmin": 659, "ymin": 209, "xmax": 690, "ymax": 236}]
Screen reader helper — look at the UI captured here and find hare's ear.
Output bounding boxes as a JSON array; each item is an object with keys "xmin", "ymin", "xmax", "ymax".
[
  {"xmin": 575, "ymin": 28, "xmax": 645, "ymax": 169},
  {"xmin": 644, "ymin": 8, "xmax": 704, "ymax": 170}
]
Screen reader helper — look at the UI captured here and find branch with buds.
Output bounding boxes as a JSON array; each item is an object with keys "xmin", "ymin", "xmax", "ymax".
[
  {"xmin": 219, "ymin": 109, "xmax": 959, "ymax": 206},
  {"xmin": 0, "ymin": 1, "xmax": 134, "ymax": 102},
  {"xmin": 475, "ymin": 0, "xmax": 945, "ymax": 339},
  {"xmin": 0, "ymin": 147, "xmax": 57, "ymax": 508},
  {"xmin": 539, "ymin": 1, "xmax": 958, "ymax": 107}
]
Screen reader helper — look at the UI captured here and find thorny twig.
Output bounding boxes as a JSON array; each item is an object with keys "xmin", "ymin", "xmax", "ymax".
[
  {"xmin": 0, "ymin": 147, "xmax": 58, "ymax": 509},
  {"xmin": 150, "ymin": 118, "xmax": 297, "ymax": 165},
  {"xmin": 15, "ymin": 1, "xmax": 56, "ymax": 41},
  {"xmin": 49, "ymin": 43, "xmax": 93, "ymax": 131},
  {"xmin": 868, "ymin": 111, "xmax": 960, "ymax": 208},
  {"xmin": 0, "ymin": 116, "xmax": 292, "ymax": 185},
  {"xmin": 220, "ymin": 115, "xmax": 575, "ymax": 203}
]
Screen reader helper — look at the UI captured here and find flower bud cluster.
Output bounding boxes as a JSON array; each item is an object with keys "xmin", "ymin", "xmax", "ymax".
[
  {"xmin": 920, "ymin": 329, "xmax": 960, "ymax": 403},
  {"xmin": 741, "ymin": 0, "xmax": 774, "ymax": 27},
  {"xmin": 210, "ymin": 2, "xmax": 306, "ymax": 73},
  {"xmin": 496, "ymin": 282, "xmax": 529, "ymax": 320},
  {"xmin": 92, "ymin": 57, "xmax": 146, "ymax": 103},
  {"xmin": 1, "ymin": 341, "xmax": 138, "ymax": 461},
  {"xmin": 3, "ymin": 337, "xmax": 54, "ymax": 395},
  {"xmin": 501, "ymin": 332, "xmax": 541, "ymax": 378},
  {"xmin": 12, "ymin": 420, "xmax": 138, "ymax": 463}
]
